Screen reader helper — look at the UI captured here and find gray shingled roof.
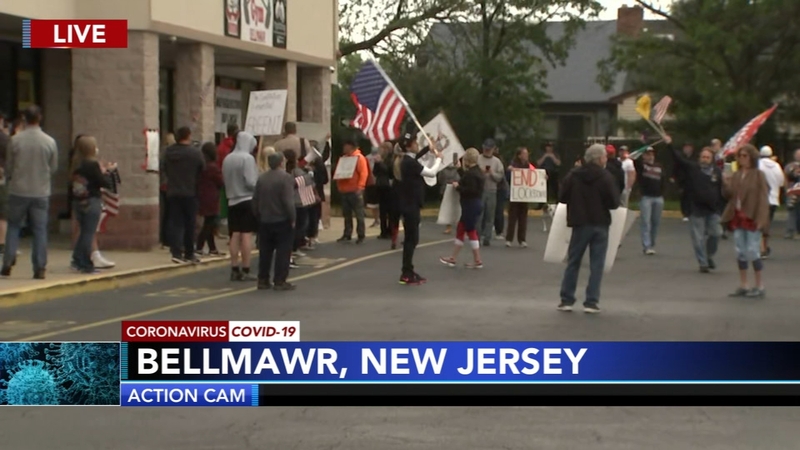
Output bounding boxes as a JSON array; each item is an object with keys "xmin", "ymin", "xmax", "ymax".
[{"xmin": 424, "ymin": 19, "xmax": 672, "ymax": 104}]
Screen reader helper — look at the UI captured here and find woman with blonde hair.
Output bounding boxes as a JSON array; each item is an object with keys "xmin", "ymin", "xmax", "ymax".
[
  {"xmin": 70, "ymin": 136, "xmax": 112, "ymax": 273},
  {"xmin": 722, "ymin": 144, "xmax": 770, "ymax": 298},
  {"xmin": 440, "ymin": 148, "xmax": 485, "ymax": 269},
  {"xmin": 256, "ymin": 145, "xmax": 275, "ymax": 174}
]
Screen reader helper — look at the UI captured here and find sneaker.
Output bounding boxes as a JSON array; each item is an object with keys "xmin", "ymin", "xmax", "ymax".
[
  {"xmin": 257, "ymin": 280, "xmax": 272, "ymax": 290},
  {"xmin": 762, "ymin": 247, "xmax": 771, "ymax": 259},
  {"xmin": 465, "ymin": 261, "xmax": 483, "ymax": 269},
  {"xmin": 439, "ymin": 257, "xmax": 456, "ymax": 268},
  {"xmin": 505, "ymin": 241, "xmax": 512, "ymax": 247},
  {"xmin": 583, "ymin": 304, "xmax": 601, "ymax": 314},
  {"xmin": 682, "ymin": 217, "xmax": 689, "ymax": 222},
  {"xmin": 708, "ymin": 259, "xmax": 716, "ymax": 270},
  {"xmin": 171, "ymin": 256, "xmax": 187, "ymax": 264},
  {"xmin": 483, "ymin": 240, "xmax": 491, "ymax": 247},
  {"xmin": 495, "ymin": 234, "xmax": 504, "ymax": 240},
  {"xmin": 337, "ymin": 236, "xmax": 351, "ymax": 243},
  {"xmin": 356, "ymin": 237, "xmax": 365, "ymax": 244},
  {"xmin": 289, "ymin": 261, "xmax": 300, "ymax": 269},
  {"xmin": 413, "ymin": 272, "xmax": 427, "ymax": 284},
  {"xmin": 293, "ymin": 251, "xmax": 306, "ymax": 258},
  {"xmin": 0, "ymin": 266, "xmax": 10, "ymax": 277},
  {"xmin": 273, "ymin": 282, "xmax": 296, "ymax": 291},
  {"xmin": 188, "ymin": 257, "xmax": 201, "ymax": 264},
  {"xmin": 391, "ymin": 242, "xmax": 397, "ymax": 250},
  {"xmin": 208, "ymin": 250, "xmax": 225, "ymax": 257},
  {"xmin": 300, "ymin": 244, "xmax": 315, "ymax": 251},
  {"xmin": 645, "ymin": 249, "xmax": 656, "ymax": 255},
  {"xmin": 520, "ymin": 242, "xmax": 527, "ymax": 248},
  {"xmin": 92, "ymin": 252, "xmax": 116, "ymax": 269},
  {"xmin": 557, "ymin": 303, "xmax": 573, "ymax": 312},
  {"xmin": 746, "ymin": 287, "xmax": 766, "ymax": 298},
  {"xmin": 399, "ymin": 274, "xmax": 420, "ymax": 285},
  {"xmin": 699, "ymin": 266, "xmax": 710, "ymax": 273},
  {"xmin": 230, "ymin": 271, "xmax": 243, "ymax": 281},
  {"xmin": 728, "ymin": 287, "xmax": 749, "ymax": 297}
]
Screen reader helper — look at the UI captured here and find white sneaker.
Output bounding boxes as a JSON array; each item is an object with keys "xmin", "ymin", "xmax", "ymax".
[
  {"xmin": 682, "ymin": 217, "xmax": 689, "ymax": 222},
  {"xmin": 495, "ymin": 234, "xmax": 504, "ymax": 240},
  {"xmin": 92, "ymin": 251, "xmax": 116, "ymax": 269},
  {"xmin": 520, "ymin": 242, "xmax": 527, "ymax": 248},
  {"xmin": 505, "ymin": 241, "xmax": 512, "ymax": 247}
]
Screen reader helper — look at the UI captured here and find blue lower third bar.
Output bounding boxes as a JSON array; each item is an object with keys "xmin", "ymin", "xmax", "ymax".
[{"xmin": 121, "ymin": 383, "xmax": 259, "ymax": 407}]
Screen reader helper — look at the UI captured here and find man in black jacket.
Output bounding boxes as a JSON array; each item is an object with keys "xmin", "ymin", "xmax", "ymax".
[
  {"xmin": 604, "ymin": 144, "xmax": 625, "ymax": 202},
  {"xmin": 668, "ymin": 137, "xmax": 723, "ymax": 272},
  {"xmin": 558, "ymin": 144, "xmax": 621, "ymax": 314}
]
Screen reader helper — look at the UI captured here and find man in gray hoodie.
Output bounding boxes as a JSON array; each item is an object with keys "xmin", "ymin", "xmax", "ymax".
[
  {"xmin": 1, "ymin": 106, "xmax": 58, "ymax": 279},
  {"xmin": 162, "ymin": 126, "xmax": 205, "ymax": 264},
  {"xmin": 222, "ymin": 131, "xmax": 259, "ymax": 281},
  {"xmin": 476, "ymin": 139, "xmax": 504, "ymax": 246}
]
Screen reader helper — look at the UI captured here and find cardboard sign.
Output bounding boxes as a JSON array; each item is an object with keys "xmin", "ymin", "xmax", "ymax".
[
  {"xmin": 509, "ymin": 169, "xmax": 547, "ymax": 203},
  {"xmin": 244, "ymin": 90, "xmax": 287, "ymax": 136},
  {"xmin": 543, "ymin": 204, "xmax": 628, "ymax": 273},
  {"xmin": 215, "ymin": 87, "xmax": 243, "ymax": 134},
  {"xmin": 333, "ymin": 156, "xmax": 358, "ymax": 180}
]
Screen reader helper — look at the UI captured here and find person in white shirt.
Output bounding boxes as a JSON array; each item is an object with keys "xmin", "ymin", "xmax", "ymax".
[
  {"xmin": 757, "ymin": 145, "xmax": 784, "ymax": 258},
  {"xmin": 619, "ymin": 146, "xmax": 636, "ymax": 207}
]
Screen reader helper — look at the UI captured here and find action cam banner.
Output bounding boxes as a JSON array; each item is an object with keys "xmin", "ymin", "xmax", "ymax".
[{"xmin": 121, "ymin": 341, "xmax": 800, "ymax": 382}]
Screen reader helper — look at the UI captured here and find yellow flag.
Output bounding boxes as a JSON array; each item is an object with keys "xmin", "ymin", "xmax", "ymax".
[{"xmin": 635, "ymin": 95, "xmax": 652, "ymax": 121}]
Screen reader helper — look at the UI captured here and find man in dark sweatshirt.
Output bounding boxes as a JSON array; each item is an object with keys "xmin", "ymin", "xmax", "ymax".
[
  {"xmin": 635, "ymin": 146, "xmax": 665, "ymax": 255},
  {"xmin": 162, "ymin": 126, "xmax": 205, "ymax": 264},
  {"xmin": 557, "ymin": 144, "xmax": 620, "ymax": 314},
  {"xmin": 668, "ymin": 136, "xmax": 723, "ymax": 272},
  {"xmin": 253, "ymin": 152, "xmax": 297, "ymax": 291}
]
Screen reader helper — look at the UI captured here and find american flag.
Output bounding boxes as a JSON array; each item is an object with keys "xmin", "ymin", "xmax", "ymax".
[
  {"xmin": 350, "ymin": 61, "xmax": 407, "ymax": 147},
  {"xmin": 97, "ymin": 169, "xmax": 121, "ymax": 233},
  {"xmin": 652, "ymin": 96, "xmax": 672, "ymax": 124},
  {"xmin": 296, "ymin": 175, "xmax": 318, "ymax": 207}
]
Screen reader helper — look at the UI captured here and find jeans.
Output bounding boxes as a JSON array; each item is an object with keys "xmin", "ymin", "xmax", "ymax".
[
  {"xmin": 258, "ymin": 220, "xmax": 293, "ymax": 284},
  {"xmin": 341, "ymin": 192, "xmax": 365, "ymax": 239},
  {"xmin": 639, "ymin": 196, "xmax": 664, "ymax": 250},
  {"xmin": 689, "ymin": 214, "xmax": 721, "ymax": 267},
  {"xmin": 71, "ymin": 197, "xmax": 102, "ymax": 271},
  {"xmin": 478, "ymin": 190, "xmax": 497, "ymax": 242},
  {"xmin": 560, "ymin": 226, "xmax": 609, "ymax": 306},
  {"xmin": 495, "ymin": 189, "xmax": 507, "ymax": 235},
  {"xmin": 401, "ymin": 208, "xmax": 421, "ymax": 275},
  {"xmin": 733, "ymin": 228, "xmax": 762, "ymax": 263},
  {"xmin": 167, "ymin": 196, "xmax": 198, "ymax": 260},
  {"xmin": 3, "ymin": 195, "xmax": 49, "ymax": 271}
]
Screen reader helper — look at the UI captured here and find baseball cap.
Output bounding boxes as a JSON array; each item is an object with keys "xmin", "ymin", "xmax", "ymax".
[
  {"xmin": 645, "ymin": 146, "xmax": 655, "ymax": 153},
  {"xmin": 760, "ymin": 145, "xmax": 773, "ymax": 157},
  {"xmin": 399, "ymin": 132, "xmax": 415, "ymax": 148},
  {"xmin": 482, "ymin": 138, "xmax": 496, "ymax": 150},
  {"xmin": 619, "ymin": 145, "xmax": 629, "ymax": 152},
  {"xmin": 605, "ymin": 144, "xmax": 616, "ymax": 156}
]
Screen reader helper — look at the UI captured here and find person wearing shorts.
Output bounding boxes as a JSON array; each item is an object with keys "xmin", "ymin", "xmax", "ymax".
[{"xmin": 222, "ymin": 131, "xmax": 259, "ymax": 281}]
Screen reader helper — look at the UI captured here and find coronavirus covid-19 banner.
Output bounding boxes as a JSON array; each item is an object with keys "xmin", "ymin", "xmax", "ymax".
[{"xmin": 4, "ymin": 321, "xmax": 800, "ymax": 406}]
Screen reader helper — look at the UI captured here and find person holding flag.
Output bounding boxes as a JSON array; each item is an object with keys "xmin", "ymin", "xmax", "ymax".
[{"xmin": 396, "ymin": 132, "xmax": 442, "ymax": 285}]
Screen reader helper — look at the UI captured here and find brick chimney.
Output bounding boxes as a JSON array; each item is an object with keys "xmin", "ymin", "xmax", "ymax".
[{"xmin": 617, "ymin": 5, "xmax": 644, "ymax": 37}]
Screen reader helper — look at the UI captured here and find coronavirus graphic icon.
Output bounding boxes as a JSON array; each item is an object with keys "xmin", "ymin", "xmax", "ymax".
[
  {"xmin": 46, "ymin": 343, "xmax": 121, "ymax": 405},
  {"xmin": 0, "ymin": 360, "xmax": 62, "ymax": 405}
]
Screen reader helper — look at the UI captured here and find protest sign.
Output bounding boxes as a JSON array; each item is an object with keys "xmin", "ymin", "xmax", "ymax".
[
  {"xmin": 333, "ymin": 156, "xmax": 358, "ymax": 180},
  {"xmin": 244, "ymin": 90, "xmax": 288, "ymax": 136},
  {"xmin": 215, "ymin": 88, "xmax": 243, "ymax": 134},
  {"xmin": 509, "ymin": 169, "xmax": 547, "ymax": 203}
]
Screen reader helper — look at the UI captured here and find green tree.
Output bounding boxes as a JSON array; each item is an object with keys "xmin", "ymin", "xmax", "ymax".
[
  {"xmin": 381, "ymin": 0, "xmax": 601, "ymax": 153},
  {"xmin": 598, "ymin": 0, "xmax": 800, "ymax": 143}
]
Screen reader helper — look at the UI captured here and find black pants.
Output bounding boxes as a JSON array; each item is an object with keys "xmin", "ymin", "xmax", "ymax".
[
  {"xmin": 378, "ymin": 187, "xmax": 393, "ymax": 237},
  {"xmin": 307, "ymin": 203, "xmax": 322, "ymax": 239},
  {"xmin": 167, "ymin": 196, "xmax": 198, "ymax": 259},
  {"xmin": 546, "ymin": 175, "xmax": 559, "ymax": 203},
  {"xmin": 196, "ymin": 215, "xmax": 218, "ymax": 252},
  {"xmin": 258, "ymin": 220, "xmax": 293, "ymax": 284},
  {"xmin": 294, "ymin": 207, "xmax": 309, "ymax": 251},
  {"xmin": 400, "ymin": 208, "xmax": 421, "ymax": 275}
]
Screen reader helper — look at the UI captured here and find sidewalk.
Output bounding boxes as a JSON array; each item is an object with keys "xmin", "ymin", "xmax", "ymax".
[{"xmin": 0, "ymin": 218, "xmax": 381, "ymax": 308}]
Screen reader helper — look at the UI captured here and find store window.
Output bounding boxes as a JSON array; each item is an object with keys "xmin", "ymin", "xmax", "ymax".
[{"xmin": 159, "ymin": 68, "xmax": 174, "ymax": 135}]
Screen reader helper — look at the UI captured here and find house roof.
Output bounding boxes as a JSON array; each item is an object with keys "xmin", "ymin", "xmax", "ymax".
[{"xmin": 424, "ymin": 19, "xmax": 673, "ymax": 104}]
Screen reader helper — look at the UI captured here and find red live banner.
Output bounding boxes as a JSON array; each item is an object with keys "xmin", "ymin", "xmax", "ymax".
[{"xmin": 22, "ymin": 19, "xmax": 128, "ymax": 48}]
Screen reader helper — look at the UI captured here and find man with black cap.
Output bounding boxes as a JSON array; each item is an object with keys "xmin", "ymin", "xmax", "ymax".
[
  {"xmin": 395, "ymin": 132, "xmax": 442, "ymax": 285},
  {"xmin": 477, "ymin": 139, "xmax": 504, "ymax": 246}
]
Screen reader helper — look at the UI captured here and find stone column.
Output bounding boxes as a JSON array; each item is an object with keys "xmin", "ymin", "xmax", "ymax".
[
  {"xmin": 41, "ymin": 49, "xmax": 73, "ymax": 231},
  {"xmin": 263, "ymin": 60, "xmax": 297, "ymax": 125},
  {"xmin": 174, "ymin": 43, "xmax": 216, "ymax": 143},
  {"xmin": 71, "ymin": 31, "xmax": 160, "ymax": 250}
]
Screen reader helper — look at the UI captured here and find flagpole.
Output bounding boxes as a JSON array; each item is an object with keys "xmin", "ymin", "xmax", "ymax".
[{"xmin": 366, "ymin": 57, "xmax": 436, "ymax": 150}]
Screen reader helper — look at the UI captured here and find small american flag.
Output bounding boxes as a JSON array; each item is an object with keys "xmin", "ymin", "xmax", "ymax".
[
  {"xmin": 652, "ymin": 96, "xmax": 672, "ymax": 124},
  {"xmin": 296, "ymin": 175, "xmax": 318, "ymax": 207},
  {"xmin": 350, "ymin": 61, "xmax": 407, "ymax": 147},
  {"xmin": 97, "ymin": 169, "xmax": 121, "ymax": 233}
]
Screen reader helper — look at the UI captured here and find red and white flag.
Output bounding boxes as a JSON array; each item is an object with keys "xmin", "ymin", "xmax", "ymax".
[
  {"xmin": 652, "ymin": 96, "xmax": 672, "ymax": 124},
  {"xmin": 721, "ymin": 104, "xmax": 779, "ymax": 158},
  {"xmin": 97, "ymin": 188, "xmax": 119, "ymax": 233},
  {"xmin": 296, "ymin": 176, "xmax": 317, "ymax": 207},
  {"xmin": 349, "ymin": 60, "xmax": 408, "ymax": 147}
]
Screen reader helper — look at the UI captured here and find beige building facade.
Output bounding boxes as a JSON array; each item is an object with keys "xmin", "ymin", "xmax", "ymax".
[{"xmin": 0, "ymin": 0, "xmax": 337, "ymax": 250}]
